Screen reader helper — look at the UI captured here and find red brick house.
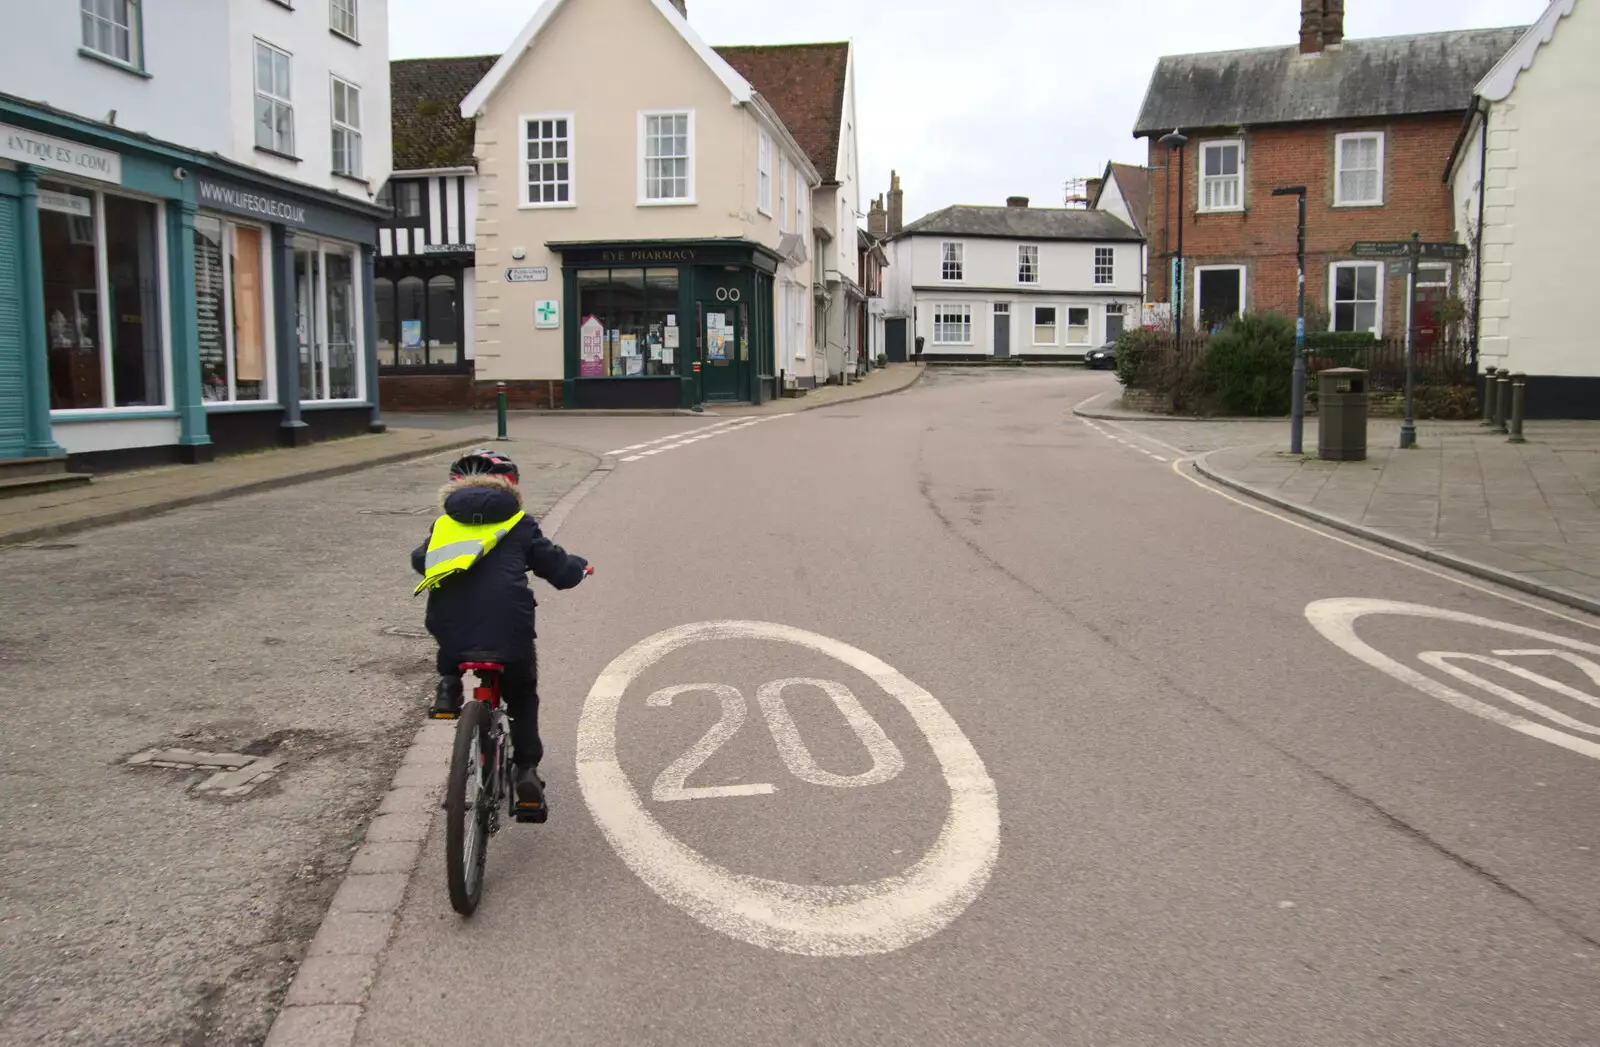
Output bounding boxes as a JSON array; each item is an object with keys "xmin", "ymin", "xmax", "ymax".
[{"xmin": 1134, "ymin": 1, "xmax": 1525, "ymax": 341}]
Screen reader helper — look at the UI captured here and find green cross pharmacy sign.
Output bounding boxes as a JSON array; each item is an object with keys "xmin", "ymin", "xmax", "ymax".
[{"xmin": 535, "ymin": 300, "xmax": 560, "ymax": 329}]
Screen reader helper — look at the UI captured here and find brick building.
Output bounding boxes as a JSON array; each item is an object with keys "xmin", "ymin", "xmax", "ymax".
[{"xmin": 1133, "ymin": 0, "xmax": 1525, "ymax": 341}]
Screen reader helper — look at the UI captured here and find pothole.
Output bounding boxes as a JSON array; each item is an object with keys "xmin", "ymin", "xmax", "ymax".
[{"xmin": 126, "ymin": 748, "xmax": 283, "ymax": 798}]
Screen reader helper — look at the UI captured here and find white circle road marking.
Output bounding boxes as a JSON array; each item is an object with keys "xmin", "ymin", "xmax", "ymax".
[
  {"xmin": 576, "ymin": 621, "xmax": 1001, "ymax": 957},
  {"xmin": 1304, "ymin": 598, "xmax": 1600, "ymax": 762}
]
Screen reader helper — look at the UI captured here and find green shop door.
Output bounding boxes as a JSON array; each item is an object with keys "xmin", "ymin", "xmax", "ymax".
[{"xmin": 699, "ymin": 302, "xmax": 745, "ymax": 402}]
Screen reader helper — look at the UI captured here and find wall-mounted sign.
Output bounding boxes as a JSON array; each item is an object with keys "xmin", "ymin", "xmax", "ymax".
[
  {"xmin": 197, "ymin": 178, "xmax": 308, "ymax": 225},
  {"xmin": 535, "ymin": 300, "xmax": 560, "ymax": 329},
  {"xmin": 36, "ymin": 188, "xmax": 91, "ymax": 217},
  {"xmin": 0, "ymin": 123, "xmax": 121, "ymax": 184},
  {"xmin": 422, "ymin": 242, "xmax": 473, "ymax": 255},
  {"xmin": 598, "ymin": 248, "xmax": 695, "ymax": 264},
  {"xmin": 506, "ymin": 266, "xmax": 549, "ymax": 283}
]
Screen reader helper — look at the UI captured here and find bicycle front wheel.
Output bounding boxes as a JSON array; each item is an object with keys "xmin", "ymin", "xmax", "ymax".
[{"xmin": 445, "ymin": 700, "xmax": 492, "ymax": 916}]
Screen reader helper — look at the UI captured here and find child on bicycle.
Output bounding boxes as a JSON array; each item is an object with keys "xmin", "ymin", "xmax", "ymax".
[{"xmin": 411, "ymin": 448, "xmax": 591, "ymax": 821}]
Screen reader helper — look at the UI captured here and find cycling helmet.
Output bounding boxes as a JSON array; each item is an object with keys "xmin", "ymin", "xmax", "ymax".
[{"xmin": 448, "ymin": 448, "xmax": 520, "ymax": 483}]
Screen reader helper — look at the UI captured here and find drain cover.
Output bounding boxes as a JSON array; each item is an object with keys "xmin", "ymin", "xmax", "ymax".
[{"xmin": 127, "ymin": 748, "xmax": 282, "ymax": 797}]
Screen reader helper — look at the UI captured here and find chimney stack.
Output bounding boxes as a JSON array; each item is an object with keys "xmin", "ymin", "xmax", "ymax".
[
  {"xmin": 887, "ymin": 171, "xmax": 903, "ymax": 235},
  {"xmin": 868, "ymin": 194, "xmax": 887, "ymax": 235},
  {"xmin": 1299, "ymin": 0, "xmax": 1323, "ymax": 54},
  {"xmin": 668, "ymin": 0, "xmax": 686, "ymax": 17},
  {"xmin": 1322, "ymin": 0, "xmax": 1344, "ymax": 48},
  {"xmin": 1086, "ymin": 177, "xmax": 1104, "ymax": 205},
  {"xmin": 1006, "ymin": 196, "xmax": 1030, "ymax": 208}
]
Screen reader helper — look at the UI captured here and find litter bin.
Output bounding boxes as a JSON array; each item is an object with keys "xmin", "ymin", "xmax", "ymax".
[{"xmin": 1317, "ymin": 367, "xmax": 1368, "ymax": 461}]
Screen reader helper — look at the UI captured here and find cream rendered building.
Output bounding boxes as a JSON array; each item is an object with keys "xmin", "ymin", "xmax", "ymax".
[{"xmin": 458, "ymin": 0, "xmax": 822, "ymax": 409}]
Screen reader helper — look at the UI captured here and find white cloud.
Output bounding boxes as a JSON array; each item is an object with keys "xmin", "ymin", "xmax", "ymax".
[{"xmin": 389, "ymin": 0, "xmax": 1549, "ymax": 224}]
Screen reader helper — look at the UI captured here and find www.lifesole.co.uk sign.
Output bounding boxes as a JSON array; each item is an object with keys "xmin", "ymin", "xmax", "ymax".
[{"xmin": 197, "ymin": 178, "xmax": 308, "ymax": 225}]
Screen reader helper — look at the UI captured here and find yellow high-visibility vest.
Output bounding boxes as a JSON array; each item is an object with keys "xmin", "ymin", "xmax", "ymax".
[{"xmin": 413, "ymin": 511, "xmax": 526, "ymax": 595}]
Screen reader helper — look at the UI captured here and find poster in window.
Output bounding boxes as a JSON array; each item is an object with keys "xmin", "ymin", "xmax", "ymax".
[
  {"xmin": 664, "ymin": 326, "xmax": 679, "ymax": 349},
  {"xmin": 401, "ymin": 320, "xmax": 423, "ymax": 351},
  {"xmin": 620, "ymin": 334, "xmax": 638, "ymax": 358},
  {"xmin": 232, "ymin": 226, "xmax": 267, "ymax": 385},
  {"xmin": 580, "ymin": 315, "xmax": 605, "ymax": 377},
  {"xmin": 625, "ymin": 355, "xmax": 643, "ymax": 376},
  {"xmin": 194, "ymin": 225, "xmax": 226, "ymax": 395},
  {"xmin": 708, "ymin": 327, "xmax": 727, "ymax": 361}
]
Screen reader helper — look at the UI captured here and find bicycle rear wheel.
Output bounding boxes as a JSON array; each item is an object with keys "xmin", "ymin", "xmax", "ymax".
[{"xmin": 445, "ymin": 700, "xmax": 492, "ymax": 916}]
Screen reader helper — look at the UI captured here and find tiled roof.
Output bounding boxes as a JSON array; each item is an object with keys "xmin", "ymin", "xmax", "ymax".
[
  {"xmin": 894, "ymin": 206, "xmax": 1143, "ymax": 243},
  {"xmin": 1106, "ymin": 163, "xmax": 1151, "ymax": 236},
  {"xmin": 1133, "ymin": 27, "xmax": 1526, "ymax": 135},
  {"xmin": 715, "ymin": 43, "xmax": 850, "ymax": 182},
  {"xmin": 391, "ymin": 55, "xmax": 498, "ymax": 170}
]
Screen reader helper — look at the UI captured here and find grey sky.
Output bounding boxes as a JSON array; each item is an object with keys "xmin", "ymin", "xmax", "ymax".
[{"xmin": 389, "ymin": 0, "xmax": 1548, "ymax": 225}]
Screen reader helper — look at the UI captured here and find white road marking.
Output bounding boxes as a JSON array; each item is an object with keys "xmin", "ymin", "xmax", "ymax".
[
  {"xmin": 604, "ymin": 418, "xmax": 748, "ymax": 456},
  {"xmin": 1305, "ymin": 598, "xmax": 1600, "ymax": 761},
  {"xmin": 576, "ymin": 621, "xmax": 1001, "ymax": 957},
  {"xmin": 1172, "ymin": 459, "xmax": 1600, "ymax": 632},
  {"xmin": 1417, "ymin": 652, "xmax": 1600, "ymax": 736},
  {"xmin": 755, "ymin": 678, "xmax": 905, "ymax": 789},
  {"xmin": 647, "ymin": 684, "xmax": 778, "ymax": 802}
]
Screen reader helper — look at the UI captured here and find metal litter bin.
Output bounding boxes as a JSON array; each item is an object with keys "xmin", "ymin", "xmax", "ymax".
[{"xmin": 1317, "ymin": 367, "xmax": 1368, "ymax": 461}]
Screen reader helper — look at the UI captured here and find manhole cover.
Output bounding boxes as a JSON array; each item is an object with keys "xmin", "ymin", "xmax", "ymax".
[{"xmin": 126, "ymin": 748, "xmax": 282, "ymax": 797}]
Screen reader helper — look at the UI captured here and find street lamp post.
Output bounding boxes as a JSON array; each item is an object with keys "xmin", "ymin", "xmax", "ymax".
[
  {"xmin": 1159, "ymin": 130, "xmax": 1188, "ymax": 347},
  {"xmin": 1273, "ymin": 186, "xmax": 1308, "ymax": 454}
]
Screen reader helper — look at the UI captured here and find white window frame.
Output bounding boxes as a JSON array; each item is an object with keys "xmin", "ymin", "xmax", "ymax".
[
  {"xmin": 1199, "ymin": 139, "xmax": 1244, "ymax": 214},
  {"xmin": 1416, "ymin": 263, "xmax": 1451, "ymax": 288},
  {"xmin": 779, "ymin": 155, "xmax": 789, "ymax": 232},
  {"xmin": 789, "ymin": 282, "xmax": 807, "ymax": 360},
  {"xmin": 329, "ymin": 0, "xmax": 358, "ymax": 41},
  {"xmin": 44, "ymin": 183, "xmax": 175, "ymax": 416},
  {"xmin": 1094, "ymin": 246, "xmax": 1115, "ymax": 286},
  {"xmin": 197, "ymin": 216, "xmax": 278, "ymax": 406},
  {"xmin": 253, "ymin": 40, "xmax": 295, "ymax": 156},
  {"xmin": 757, "ymin": 132, "xmax": 773, "ymax": 216},
  {"xmin": 1334, "ymin": 132, "xmax": 1384, "ymax": 207},
  {"xmin": 932, "ymin": 304, "xmax": 973, "ymax": 345},
  {"xmin": 638, "ymin": 109, "xmax": 695, "ymax": 206},
  {"xmin": 794, "ymin": 164, "xmax": 805, "ymax": 231},
  {"xmin": 1032, "ymin": 305, "xmax": 1057, "ymax": 345},
  {"xmin": 1018, "ymin": 245, "xmax": 1039, "ymax": 285},
  {"xmin": 295, "ymin": 236, "xmax": 367, "ymax": 404},
  {"xmin": 1329, "ymin": 261, "xmax": 1384, "ymax": 337},
  {"xmin": 81, "ymin": 0, "xmax": 141, "ymax": 69},
  {"xmin": 521, "ymin": 112, "xmax": 574, "ymax": 209},
  {"xmin": 1194, "ymin": 264, "xmax": 1248, "ymax": 327},
  {"xmin": 1066, "ymin": 306, "xmax": 1092, "ymax": 346},
  {"xmin": 941, "ymin": 242, "xmax": 964, "ymax": 282},
  {"xmin": 330, "ymin": 76, "xmax": 362, "ymax": 179}
]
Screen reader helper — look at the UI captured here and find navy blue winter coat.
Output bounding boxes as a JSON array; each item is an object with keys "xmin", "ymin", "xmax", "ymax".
[{"xmin": 410, "ymin": 475, "xmax": 588, "ymax": 663}]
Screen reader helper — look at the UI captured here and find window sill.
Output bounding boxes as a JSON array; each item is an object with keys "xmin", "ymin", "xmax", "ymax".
[
  {"xmin": 1332, "ymin": 200, "xmax": 1383, "ymax": 209},
  {"xmin": 1195, "ymin": 207, "xmax": 1245, "ymax": 216},
  {"xmin": 78, "ymin": 48, "xmax": 151, "ymax": 79},
  {"xmin": 267, "ymin": 0, "xmax": 294, "ymax": 8},
  {"xmin": 519, "ymin": 202, "xmax": 575, "ymax": 211},
  {"xmin": 301, "ymin": 399, "xmax": 372, "ymax": 409},
  {"xmin": 332, "ymin": 171, "xmax": 370, "ymax": 187},
  {"xmin": 204, "ymin": 400, "xmax": 280, "ymax": 412},
  {"xmin": 330, "ymin": 27, "xmax": 360, "ymax": 46},
  {"xmin": 50, "ymin": 407, "xmax": 176, "ymax": 420},
  {"xmin": 255, "ymin": 145, "xmax": 302, "ymax": 164},
  {"xmin": 757, "ymin": 207, "xmax": 773, "ymax": 218},
  {"xmin": 637, "ymin": 198, "xmax": 697, "ymax": 208}
]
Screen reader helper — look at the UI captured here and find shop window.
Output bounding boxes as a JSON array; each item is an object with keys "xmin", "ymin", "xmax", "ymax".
[
  {"xmin": 576, "ymin": 268, "xmax": 680, "ymax": 378},
  {"xmin": 377, "ymin": 273, "xmax": 461, "ymax": 369},
  {"xmin": 427, "ymin": 275, "xmax": 459, "ymax": 366},
  {"xmin": 195, "ymin": 216, "xmax": 271, "ymax": 402},
  {"xmin": 42, "ymin": 183, "xmax": 166, "ymax": 411},
  {"xmin": 293, "ymin": 239, "xmax": 362, "ymax": 401},
  {"xmin": 375, "ymin": 277, "xmax": 396, "ymax": 365}
]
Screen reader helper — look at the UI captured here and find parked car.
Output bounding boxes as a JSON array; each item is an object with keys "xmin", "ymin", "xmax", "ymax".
[{"xmin": 1085, "ymin": 341, "xmax": 1117, "ymax": 370}]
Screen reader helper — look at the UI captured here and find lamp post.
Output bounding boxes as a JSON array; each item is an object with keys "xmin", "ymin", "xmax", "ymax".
[
  {"xmin": 1273, "ymin": 186, "xmax": 1308, "ymax": 454},
  {"xmin": 1158, "ymin": 130, "xmax": 1188, "ymax": 346}
]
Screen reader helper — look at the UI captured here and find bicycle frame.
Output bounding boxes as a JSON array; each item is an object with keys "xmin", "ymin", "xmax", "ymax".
[{"xmin": 458, "ymin": 663, "xmax": 516, "ymax": 821}]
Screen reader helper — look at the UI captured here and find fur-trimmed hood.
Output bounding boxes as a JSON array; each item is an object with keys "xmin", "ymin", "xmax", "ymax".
[{"xmin": 438, "ymin": 473, "xmax": 523, "ymax": 526}]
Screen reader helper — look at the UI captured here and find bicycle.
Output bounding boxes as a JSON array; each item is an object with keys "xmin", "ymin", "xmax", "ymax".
[{"xmin": 442, "ymin": 661, "xmax": 526, "ymax": 916}]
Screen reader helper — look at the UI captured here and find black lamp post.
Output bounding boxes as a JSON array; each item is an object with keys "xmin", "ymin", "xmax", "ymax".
[
  {"xmin": 1273, "ymin": 186, "xmax": 1308, "ymax": 453},
  {"xmin": 1158, "ymin": 130, "xmax": 1188, "ymax": 343}
]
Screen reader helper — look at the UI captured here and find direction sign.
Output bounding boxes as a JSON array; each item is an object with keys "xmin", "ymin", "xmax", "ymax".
[
  {"xmin": 1419, "ymin": 242, "xmax": 1470, "ymax": 261},
  {"xmin": 505, "ymin": 266, "xmax": 549, "ymax": 283},
  {"xmin": 1351, "ymin": 241, "xmax": 1412, "ymax": 259}
]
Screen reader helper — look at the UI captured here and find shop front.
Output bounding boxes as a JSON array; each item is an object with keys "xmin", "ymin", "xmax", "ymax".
[
  {"xmin": 374, "ymin": 247, "xmax": 475, "ymax": 411},
  {"xmin": 551, "ymin": 240, "xmax": 779, "ymax": 410},
  {"xmin": 0, "ymin": 93, "xmax": 384, "ymax": 472}
]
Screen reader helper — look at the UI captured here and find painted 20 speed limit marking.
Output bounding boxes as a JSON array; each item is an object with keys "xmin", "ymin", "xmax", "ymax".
[{"xmin": 576, "ymin": 621, "xmax": 1001, "ymax": 958}]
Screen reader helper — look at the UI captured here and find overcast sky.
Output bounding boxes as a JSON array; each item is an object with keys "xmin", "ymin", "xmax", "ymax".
[{"xmin": 389, "ymin": 0, "xmax": 1548, "ymax": 224}]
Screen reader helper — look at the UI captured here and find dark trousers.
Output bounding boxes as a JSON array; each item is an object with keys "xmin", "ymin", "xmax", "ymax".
[{"xmin": 438, "ymin": 649, "xmax": 542, "ymax": 769}]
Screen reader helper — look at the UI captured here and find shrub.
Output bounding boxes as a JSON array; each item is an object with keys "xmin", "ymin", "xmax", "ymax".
[
  {"xmin": 1200, "ymin": 312, "xmax": 1296, "ymax": 415},
  {"xmin": 1114, "ymin": 326, "xmax": 1172, "ymax": 388}
]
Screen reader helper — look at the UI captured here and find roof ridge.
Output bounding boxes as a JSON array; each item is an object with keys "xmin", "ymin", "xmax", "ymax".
[
  {"xmin": 392, "ymin": 53, "xmax": 499, "ymax": 63},
  {"xmin": 714, "ymin": 41, "xmax": 851, "ymax": 50},
  {"xmin": 1158, "ymin": 23, "xmax": 1529, "ymax": 62}
]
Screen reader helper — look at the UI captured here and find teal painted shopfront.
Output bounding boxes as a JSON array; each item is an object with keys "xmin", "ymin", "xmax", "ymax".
[
  {"xmin": 0, "ymin": 94, "xmax": 387, "ymax": 471},
  {"xmin": 551, "ymin": 239, "xmax": 779, "ymax": 410}
]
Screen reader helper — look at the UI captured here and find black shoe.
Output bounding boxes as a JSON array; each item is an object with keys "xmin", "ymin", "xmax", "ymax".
[
  {"xmin": 429, "ymin": 677, "xmax": 464, "ymax": 720},
  {"xmin": 514, "ymin": 766, "xmax": 547, "ymax": 823}
]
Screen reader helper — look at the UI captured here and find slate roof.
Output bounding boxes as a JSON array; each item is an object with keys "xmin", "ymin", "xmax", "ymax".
[
  {"xmin": 1102, "ymin": 162, "xmax": 1152, "ymax": 236},
  {"xmin": 1133, "ymin": 26, "xmax": 1527, "ymax": 136},
  {"xmin": 715, "ymin": 43, "xmax": 850, "ymax": 182},
  {"xmin": 894, "ymin": 206, "xmax": 1142, "ymax": 243},
  {"xmin": 391, "ymin": 55, "xmax": 498, "ymax": 170}
]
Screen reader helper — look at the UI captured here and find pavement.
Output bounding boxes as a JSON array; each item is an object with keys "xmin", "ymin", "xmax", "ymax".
[
  {"xmin": 0, "ymin": 428, "xmax": 491, "ymax": 547},
  {"xmin": 1073, "ymin": 387, "xmax": 1600, "ymax": 616},
  {"xmin": 13, "ymin": 367, "xmax": 1600, "ymax": 1046}
]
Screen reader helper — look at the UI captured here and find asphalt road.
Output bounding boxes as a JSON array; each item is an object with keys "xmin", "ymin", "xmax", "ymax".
[{"xmin": 357, "ymin": 368, "xmax": 1600, "ymax": 1045}]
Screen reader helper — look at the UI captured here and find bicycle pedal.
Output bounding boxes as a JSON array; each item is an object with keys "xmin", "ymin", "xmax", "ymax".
[
  {"xmin": 514, "ymin": 803, "xmax": 549, "ymax": 824},
  {"xmin": 427, "ymin": 711, "xmax": 459, "ymax": 720}
]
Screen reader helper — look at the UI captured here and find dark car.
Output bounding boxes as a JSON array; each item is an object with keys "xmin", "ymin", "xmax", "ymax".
[{"xmin": 1084, "ymin": 341, "xmax": 1117, "ymax": 370}]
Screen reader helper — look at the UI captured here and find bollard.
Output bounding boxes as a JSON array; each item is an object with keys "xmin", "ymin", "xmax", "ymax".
[
  {"xmin": 1480, "ymin": 369, "xmax": 1497, "ymax": 427},
  {"xmin": 1493, "ymin": 370, "xmax": 1511, "ymax": 434},
  {"xmin": 496, "ymin": 381, "xmax": 508, "ymax": 441},
  {"xmin": 1508, "ymin": 373, "xmax": 1527, "ymax": 444}
]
